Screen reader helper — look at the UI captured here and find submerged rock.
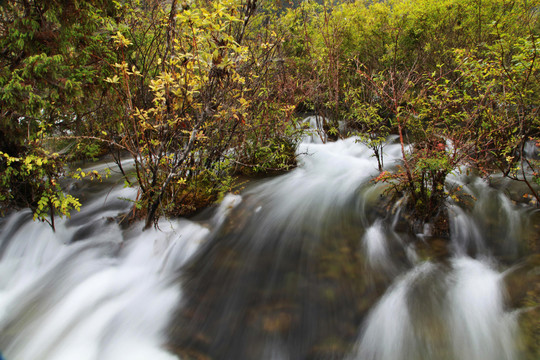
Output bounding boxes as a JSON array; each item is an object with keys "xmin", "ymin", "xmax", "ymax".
[{"xmin": 503, "ymin": 254, "xmax": 540, "ymax": 309}]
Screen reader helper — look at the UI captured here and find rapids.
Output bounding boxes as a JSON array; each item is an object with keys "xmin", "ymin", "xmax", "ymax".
[{"xmin": 0, "ymin": 121, "xmax": 538, "ymax": 360}]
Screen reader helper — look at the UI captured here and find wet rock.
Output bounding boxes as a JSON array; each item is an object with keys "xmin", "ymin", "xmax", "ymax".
[
  {"xmin": 503, "ymin": 254, "xmax": 540, "ymax": 309},
  {"xmin": 515, "ymin": 267, "xmax": 540, "ymax": 360}
]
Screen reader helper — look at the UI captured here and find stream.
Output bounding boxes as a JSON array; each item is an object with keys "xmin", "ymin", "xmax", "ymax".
[{"xmin": 0, "ymin": 120, "xmax": 539, "ymax": 360}]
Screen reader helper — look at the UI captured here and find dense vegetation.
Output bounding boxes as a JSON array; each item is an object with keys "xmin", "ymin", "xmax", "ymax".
[
  {"xmin": 285, "ymin": 0, "xmax": 540, "ymax": 226},
  {"xmin": 0, "ymin": 0, "xmax": 539, "ymax": 230}
]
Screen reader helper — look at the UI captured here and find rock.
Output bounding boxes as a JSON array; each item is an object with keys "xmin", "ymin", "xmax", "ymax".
[{"xmin": 503, "ymin": 254, "xmax": 540, "ymax": 309}]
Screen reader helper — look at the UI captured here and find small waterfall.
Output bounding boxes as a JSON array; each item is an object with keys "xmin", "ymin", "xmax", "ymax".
[
  {"xmin": 301, "ymin": 115, "xmax": 327, "ymax": 144},
  {"xmin": 447, "ymin": 257, "xmax": 518, "ymax": 360},
  {"xmin": 0, "ymin": 160, "xmax": 213, "ymax": 360},
  {"xmin": 448, "ymin": 204, "xmax": 486, "ymax": 256},
  {"xmin": 363, "ymin": 220, "xmax": 390, "ymax": 271},
  {"xmin": 353, "ymin": 258, "xmax": 518, "ymax": 360},
  {"xmin": 353, "ymin": 262, "xmax": 441, "ymax": 360},
  {"xmin": 447, "ymin": 176, "xmax": 531, "ymax": 262},
  {"xmin": 0, "ymin": 213, "xmax": 208, "ymax": 360},
  {"xmin": 1, "ymin": 120, "xmax": 537, "ymax": 359}
]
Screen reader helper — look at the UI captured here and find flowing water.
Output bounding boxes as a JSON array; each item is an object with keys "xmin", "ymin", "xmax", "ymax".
[{"xmin": 0, "ymin": 122, "xmax": 539, "ymax": 360}]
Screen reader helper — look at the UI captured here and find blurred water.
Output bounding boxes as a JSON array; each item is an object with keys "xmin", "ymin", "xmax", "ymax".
[
  {"xmin": 0, "ymin": 160, "xmax": 213, "ymax": 360},
  {"xmin": 0, "ymin": 127, "xmax": 537, "ymax": 360},
  {"xmin": 353, "ymin": 258, "xmax": 518, "ymax": 360}
]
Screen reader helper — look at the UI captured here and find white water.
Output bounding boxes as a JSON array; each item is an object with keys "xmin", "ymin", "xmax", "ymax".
[
  {"xmin": 448, "ymin": 258, "xmax": 518, "ymax": 360},
  {"xmin": 0, "ymin": 211, "xmax": 210, "ymax": 360},
  {"xmin": 0, "ymin": 121, "xmax": 535, "ymax": 360},
  {"xmin": 354, "ymin": 262, "xmax": 440, "ymax": 360},
  {"xmin": 354, "ymin": 258, "xmax": 518, "ymax": 360},
  {"xmin": 0, "ymin": 159, "xmax": 244, "ymax": 359}
]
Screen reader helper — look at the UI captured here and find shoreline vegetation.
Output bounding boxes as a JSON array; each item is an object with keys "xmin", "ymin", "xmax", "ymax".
[{"xmin": 0, "ymin": 0, "xmax": 538, "ymax": 229}]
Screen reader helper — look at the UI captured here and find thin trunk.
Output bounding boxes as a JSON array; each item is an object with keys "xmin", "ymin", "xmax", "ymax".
[{"xmin": 144, "ymin": 117, "xmax": 203, "ymax": 230}]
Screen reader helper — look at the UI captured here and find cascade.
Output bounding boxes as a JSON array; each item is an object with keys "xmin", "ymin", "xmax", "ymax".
[{"xmin": 0, "ymin": 122, "xmax": 538, "ymax": 360}]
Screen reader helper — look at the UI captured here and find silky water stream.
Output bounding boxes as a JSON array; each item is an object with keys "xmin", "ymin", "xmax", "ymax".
[{"xmin": 0, "ymin": 129, "xmax": 539, "ymax": 360}]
